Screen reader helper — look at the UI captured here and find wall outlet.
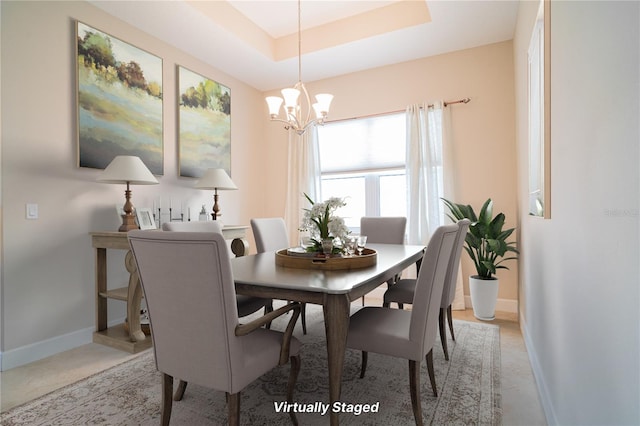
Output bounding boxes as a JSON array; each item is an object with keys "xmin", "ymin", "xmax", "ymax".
[{"xmin": 26, "ymin": 203, "xmax": 38, "ymax": 219}]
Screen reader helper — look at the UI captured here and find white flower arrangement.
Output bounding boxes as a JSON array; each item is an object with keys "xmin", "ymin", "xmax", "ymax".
[{"xmin": 300, "ymin": 194, "xmax": 350, "ymax": 253}]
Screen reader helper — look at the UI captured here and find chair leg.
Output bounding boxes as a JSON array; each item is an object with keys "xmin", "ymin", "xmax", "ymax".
[
  {"xmin": 264, "ymin": 304, "xmax": 273, "ymax": 329},
  {"xmin": 287, "ymin": 355, "xmax": 301, "ymax": 425},
  {"xmin": 408, "ymin": 360, "xmax": 424, "ymax": 426},
  {"xmin": 382, "ymin": 300, "xmax": 390, "ymax": 308},
  {"xmin": 439, "ymin": 308, "xmax": 449, "ymax": 361},
  {"xmin": 361, "ymin": 295, "xmax": 365, "ymax": 306},
  {"xmin": 447, "ymin": 305, "xmax": 455, "ymax": 341},
  {"xmin": 301, "ymin": 303, "xmax": 307, "ymax": 335},
  {"xmin": 398, "ymin": 303, "xmax": 404, "ymax": 310},
  {"xmin": 425, "ymin": 349, "xmax": 438, "ymax": 397},
  {"xmin": 173, "ymin": 380, "xmax": 188, "ymax": 401},
  {"xmin": 161, "ymin": 373, "xmax": 173, "ymax": 426},
  {"xmin": 360, "ymin": 351, "xmax": 368, "ymax": 378},
  {"xmin": 227, "ymin": 392, "xmax": 240, "ymax": 426}
]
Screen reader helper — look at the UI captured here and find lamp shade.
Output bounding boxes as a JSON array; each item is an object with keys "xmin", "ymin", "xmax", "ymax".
[
  {"xmin": 266, "ymin": 96, "xmax": 284, "ymax": 116},
  {"xmin": 96, "ymin": 156, "xmax": 158, "ymax": 185},
  {"xmin": 194, "ymin": 169, "xmax": 237, "ymax": 190}
]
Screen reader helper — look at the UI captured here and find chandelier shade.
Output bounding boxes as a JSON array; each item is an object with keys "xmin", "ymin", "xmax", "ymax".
[{"xmin": 266, "ymin": 0, "xmax": 333, "ymax": 135}]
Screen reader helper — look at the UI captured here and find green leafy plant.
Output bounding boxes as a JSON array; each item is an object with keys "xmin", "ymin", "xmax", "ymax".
[{"xmin": 442, "ymin": 198, "xmax": 519, "ymax": 280}]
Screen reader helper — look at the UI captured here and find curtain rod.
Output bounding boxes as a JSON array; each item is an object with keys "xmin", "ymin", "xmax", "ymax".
[{"xmin": 326, "ymin": 97, "xmax": 471, "ymax": 124}]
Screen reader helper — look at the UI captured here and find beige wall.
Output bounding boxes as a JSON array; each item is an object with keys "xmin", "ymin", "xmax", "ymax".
[
  {"xmin": 1, "ymin": 1, "xmax": 519, "ymax": 368},
  {"xmin": 264, "ymin": 41, "xmax": 519, "ymax": 306}
]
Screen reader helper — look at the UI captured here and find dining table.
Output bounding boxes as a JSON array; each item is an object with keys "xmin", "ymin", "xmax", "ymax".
[{"xmin": 231, "ymin": 243, "xmax": 425, "ymax": 426}]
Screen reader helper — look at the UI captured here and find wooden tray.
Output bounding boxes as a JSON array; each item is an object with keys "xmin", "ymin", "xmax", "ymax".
[{"xmin": 275, "ymin": 248, "xmax": 377, "ymax": 270}]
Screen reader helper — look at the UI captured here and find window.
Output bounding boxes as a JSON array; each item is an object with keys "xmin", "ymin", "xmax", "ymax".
[{"xmin": 318, "ymin": 113, "xmax": 406, "ymax": 231}]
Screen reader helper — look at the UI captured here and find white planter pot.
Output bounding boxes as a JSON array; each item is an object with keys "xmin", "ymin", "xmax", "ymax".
[{"xmin": 469, "ymin": 276, "xmax": 499, "ymax": 320}]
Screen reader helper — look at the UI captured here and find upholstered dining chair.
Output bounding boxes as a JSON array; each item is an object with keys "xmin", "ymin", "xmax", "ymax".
[
  {"xmin": 345, "ymin": 224, "xmax": 458, "ymax": 426},
  {"xmin": 128, "ymin": 230, "xmax": 301, "ymax": 426},
  {"xmin": 250, "ymin": 217, "xmax": 307, "ymax": 334},
  {"xmin": 382, "ymin": 219, "xmax": 470, "ymax": 361},
  {"xmin": 162, "ymin": 221, "xmax": 273, "ymax": 320},
  {"xmin": 359, "ymin": 216, "xmax": 407, "ymax": 305}
]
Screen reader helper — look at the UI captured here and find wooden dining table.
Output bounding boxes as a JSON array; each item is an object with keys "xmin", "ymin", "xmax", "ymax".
[{"xmin": 231, "ymin": 243, "xmax": 425, "ymax": 426}]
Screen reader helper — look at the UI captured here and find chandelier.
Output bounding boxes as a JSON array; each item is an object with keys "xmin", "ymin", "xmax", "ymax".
[{"xmin": 265, "ymin": 0, "xmax": 333, "ymax": 136}]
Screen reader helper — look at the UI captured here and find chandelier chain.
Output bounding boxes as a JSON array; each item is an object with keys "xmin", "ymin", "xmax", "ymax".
[{"xmin": 297, "ymin": 0, "xmax": 302, "ymax": 83}]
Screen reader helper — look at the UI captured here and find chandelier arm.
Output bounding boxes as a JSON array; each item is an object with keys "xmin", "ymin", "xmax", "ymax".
[
  {"xmin": 299, "ymin": 83, "xmax": 313, "ymax": 130},
  {"xmin": 286, "ymin": 109, "xmax": 302, "ymax": 130},
  {"xmin": 302, "ymin": 118, "xmax": 320, "ymax": 134},
  {"xmin": 271, "ymin": 117, "xmax": 298, "ymax": 127}
]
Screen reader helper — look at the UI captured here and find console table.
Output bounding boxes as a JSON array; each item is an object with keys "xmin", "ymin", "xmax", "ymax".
[{"xmin": 90, "ymin": 226, "xmax": 249, "ymax": 352}]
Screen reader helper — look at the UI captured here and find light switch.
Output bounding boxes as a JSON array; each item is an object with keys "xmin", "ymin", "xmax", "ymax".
[{"xmin": 26, "ymin": 203, "xmax": 38, "ymax": 220}]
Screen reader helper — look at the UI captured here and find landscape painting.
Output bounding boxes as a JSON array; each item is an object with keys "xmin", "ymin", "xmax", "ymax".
[
  {"xmin": 178, "ymin": 66, "xmax": 231, "ymax": 178},
  {"xmin": 77, "ymin": 22, "xmax": 163, "ymax": 175}
]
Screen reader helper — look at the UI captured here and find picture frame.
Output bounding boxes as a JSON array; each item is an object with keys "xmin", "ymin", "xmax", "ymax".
[
  {"xmin": 136, "ymin": 207, "xmax": 156, "ymax": 230},
  {"xmin": 527, "ymin": 0, "xmax": 551, "ymax": 218},
  {"xmin": 178, "ymin": 65, "xmax": 231, "ymax": 178},
  {"xmin": 76, "ymin": 21, "xmax": 164, "ymax": 175}
]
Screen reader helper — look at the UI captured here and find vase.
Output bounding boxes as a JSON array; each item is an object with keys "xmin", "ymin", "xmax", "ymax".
[
  {"xmin": 469, "ymin": 275, "xmax": 499, "ymax": 320},
  {"xmin": 321, "ymin": 239, "xmax": 333, "ymax": 255}
]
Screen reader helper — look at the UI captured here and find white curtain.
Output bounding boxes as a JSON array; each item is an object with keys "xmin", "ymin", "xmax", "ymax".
[
  {"xmin": 406, "ymin": 101, "xmax": 465, "ymax": 310},
  {"xmin": 284, "ymin": 127, "xmax": 322, "ymax": 247}
]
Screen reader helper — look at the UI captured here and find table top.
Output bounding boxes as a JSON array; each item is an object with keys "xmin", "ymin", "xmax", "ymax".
[
  {"xmin": 231, "ymin": 243, "xmax": 424, "ymax": 295},
  {"xmin": 90, "ymin": 225, "xmax": 249, "ymax": 238}
]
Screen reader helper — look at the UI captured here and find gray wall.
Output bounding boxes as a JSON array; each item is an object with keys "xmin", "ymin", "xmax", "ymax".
[{"xmin": 514, "ymin": 1, "xmax": 639, "ymax": 424}]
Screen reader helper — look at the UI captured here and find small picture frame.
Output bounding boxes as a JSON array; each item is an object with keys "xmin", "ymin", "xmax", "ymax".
[{"xmin": 136, "ymin": 207, "xmax": 156, "ymax": 230}]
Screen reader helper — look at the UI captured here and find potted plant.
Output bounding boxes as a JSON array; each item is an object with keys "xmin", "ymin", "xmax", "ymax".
[
  {"xmin": 442, "ymin": 198, "xmax": 519, "ymax": 320},
  {"xmin": 300, "ymin": 193, "xmax": 350, "ymax": 255}
]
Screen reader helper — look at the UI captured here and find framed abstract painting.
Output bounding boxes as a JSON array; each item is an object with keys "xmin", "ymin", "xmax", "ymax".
[
  {"xmin": 76, "ymin": 21, "xmax": 163, "ymax": 175},
  {"xmin": 178, "ymin": 66, "xmax": 231, "ymax": 178}
]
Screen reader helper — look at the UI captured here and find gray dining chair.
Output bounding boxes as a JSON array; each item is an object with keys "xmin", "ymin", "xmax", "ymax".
[
  {"xmin": 128, "ymin": 230, "xmax": 301, "ymax": 426},
  {"xmin": 163, "ymin": 221, "xmax": 274, "ymax": 319},
  {"xmin": 345, "ymin": 223, "xmax": 458, "ymax": 425},
  {"xmin": 250, "ymin": 217, "xmax": 307, "ymax": 334},
  {"xmin": 383, "ymin": 219, "xmax": 470, "ymax": 361},
  {"xmin": 359, "ymin": 216, "xmax": 407, "ymax": 305}
]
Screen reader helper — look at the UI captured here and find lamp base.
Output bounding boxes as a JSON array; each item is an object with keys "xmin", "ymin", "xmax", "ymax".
[{"xmin": 119, "ymin": 214, "xmax": 139, "ymax": 232}]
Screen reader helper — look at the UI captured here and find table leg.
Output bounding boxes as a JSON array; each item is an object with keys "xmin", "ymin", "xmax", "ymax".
[
  {"xmin": 323, "ymin": 294, "xmax": 351, "ymax": 426},
  {"xmin": 125, "ymin": 251, "xmax": 146, "ymax": 342}
]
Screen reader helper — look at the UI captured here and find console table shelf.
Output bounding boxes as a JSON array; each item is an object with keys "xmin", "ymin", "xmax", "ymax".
[
  {"xmin": 90, "ymin": 226, "xmax": 248, "ymax": 353},
  {"xmin": 99, "ymin": 286, "xmax": 130, "ymax": 301}
]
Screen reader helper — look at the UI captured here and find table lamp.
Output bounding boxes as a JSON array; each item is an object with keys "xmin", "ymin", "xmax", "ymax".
[
  {"xmin": 194, "ymin": 169, "xmax": 237, "ymax": 220},
  {"xmin": 97, "ymin": 155, "xmax": 158, "ymax": 231}
]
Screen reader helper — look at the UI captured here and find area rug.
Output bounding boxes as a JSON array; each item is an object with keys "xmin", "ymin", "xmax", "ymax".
[{"xmin": 1, "ymin": 305, "xmax": 501, "ymax": 425}]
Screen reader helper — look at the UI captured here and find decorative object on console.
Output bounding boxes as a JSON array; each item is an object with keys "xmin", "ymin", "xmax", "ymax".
[
  {"xmin": 97, "ymin": 155, "xmax": 158, "ymax": 232},
  {"xmin": 77, "ymin": 21, "xmax": 163, "ymax": 175},
  {"xmin": 299, "ymin": 193, "xmax": 349, "ymax": 254},
  {"xmin": 135, "ymin": 207, "xmax": 156, "ymax": 230},
  {"xmin": 194, "ymin": 168, "xmax": 237, "ymax": 220},
  {"xmin": 178, "ymin": 66, "xmax": 231, "ymax": 178},
  {"xmin": 198, "ymin": 205, "xmax": 208, "ymax": 221},
  {"xmin": 265, "ymin": 0, "xmax": 333, "ymax": 136}
]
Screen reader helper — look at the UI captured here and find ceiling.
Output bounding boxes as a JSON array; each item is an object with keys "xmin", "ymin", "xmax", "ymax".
[{"xmin": 90, "ymin": 0, "xmax": 519, "ymax": 91}]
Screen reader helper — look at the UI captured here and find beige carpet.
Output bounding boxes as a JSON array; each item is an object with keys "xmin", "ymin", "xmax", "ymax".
[{"xmin": 1, "ymin": 305, "xmax": 501, "ymax": 425}]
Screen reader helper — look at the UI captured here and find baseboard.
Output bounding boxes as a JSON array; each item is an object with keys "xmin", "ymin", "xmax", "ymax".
[
  {"xmin": 463, "ymin": 296, "xmax": 518, "ymax": 313},
  {"xmin": 520, "ymin": 312, "xmax": 557, "ymax": 425},
  {"xmin": 0, "ymin": 317, "xmax": 125, "ymax": 371}
]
